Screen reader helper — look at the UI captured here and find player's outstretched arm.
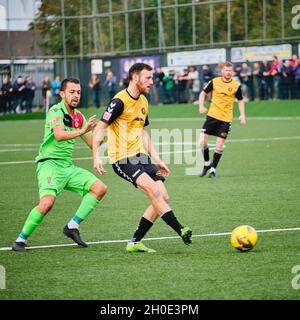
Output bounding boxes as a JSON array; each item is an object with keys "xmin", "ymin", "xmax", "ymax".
[
  {"xmin": 53, "ymin": 115, "xmax": 97, "ymax": 141},
  {"xmin": 238, "ymin": 100, "xmax": 246, "ymax": 125},
  {"xmin": 198, "ymin": 91, "xmax": 208, "ymax": 114},
  {"xmin": 81, "ymin": 132, "xmax": 93, "ymax": 149},
  {"xmin": 92, "ymin": 120, "xmax": 108, "ymax": 175}
]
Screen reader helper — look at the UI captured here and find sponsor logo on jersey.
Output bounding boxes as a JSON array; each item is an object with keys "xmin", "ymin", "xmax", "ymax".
[
  {"xmin": 103, "ymin": 111, "xmax": 112, "ymax": 121},
  {"xmin": 50, "ymin": 117, "xmax": 62, "ymax": 125}
]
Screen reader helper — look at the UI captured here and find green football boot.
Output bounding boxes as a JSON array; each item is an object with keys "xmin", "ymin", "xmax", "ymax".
[
  {"xmin": 181, "ymin": 227, "xmax": 192, "ymax": 245},
  {"xmin": 126, "ymin": 241, "xmax": 156, "ymax": 253}
]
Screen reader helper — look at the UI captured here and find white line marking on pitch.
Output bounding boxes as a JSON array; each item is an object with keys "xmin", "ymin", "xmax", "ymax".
[
  {"xmin": 1, "ymin": 136, "xmax": 300, "ymax": 153},
  {"xmin": 1, "ymin": 226, "xmax": 299, "ymax": 252},
  {"xmin": 150, "ymin": 117, "xmax": 300, "ymax": 121},
  {"xmin": 0, "ymin": 148, "xmax": 201, "ymax": 164},
  {"xmin": 0, "ymin": 136, "xmax": 299, "ymax": 163},
  {"xmin": 1, "ymin": 116, "xmax": 299, "ymax": 126}
]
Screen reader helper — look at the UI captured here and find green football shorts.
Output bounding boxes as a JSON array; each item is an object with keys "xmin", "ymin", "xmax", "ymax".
[{"xmin": 36, "ymin": 159, "xmax": 98, "ymax": 198}]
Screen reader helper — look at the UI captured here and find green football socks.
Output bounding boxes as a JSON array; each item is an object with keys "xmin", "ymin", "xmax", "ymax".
[
  {"xmin": 17, "ymin": 193, "xmax": 100, "ymax": 242},
  {"xmin": 68, "ymin": 193, "xmax": 100, "ymax": 229},
  {"xmin": 19, "ymin": 207, "xmax": 44, "ymax": 241}
]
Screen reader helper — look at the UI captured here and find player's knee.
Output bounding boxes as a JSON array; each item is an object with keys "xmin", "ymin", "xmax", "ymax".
[
  {"xmin": 200, "ymin": 142, "xmax": 208, "ymax": 150},
  {"xmin": 163, "ymin": 193, "xmax": 169, "ymax": 203},
  {"xmin": 98, "ymin": 183, "xmax": 108, "ymax": 197},
  {"xmin": 199, "ymin": 133, "xmax": 207, "ymax": 146},
  {"xmin": 199, "ymin": 138, "xmax": 208, "ymax": 149},
  {"xmin": 38, "ymin": 197, "xmax": 55, "ymax": 214},
  {"xmin": 152, "ymin": 189, "xmax": 162, "ymax": 201},
  {"xmin": 146, "ymin": 186, "xmax": 162, "ymax": 201},
  {"xmin": 91, "ymin": 181, "xmax": 107, "ymax": 199},
  {"xmin": 215, "ymin": 142, "xmax": 224, "ymax": 151}
]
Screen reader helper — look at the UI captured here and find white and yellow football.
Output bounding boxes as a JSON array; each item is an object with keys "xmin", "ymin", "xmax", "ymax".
[{"xmin": 230, "ymin": 225, "xmax": 258, "ymax": 252}]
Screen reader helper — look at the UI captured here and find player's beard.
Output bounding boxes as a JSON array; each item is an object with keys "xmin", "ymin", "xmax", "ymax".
[
  {"xmin": 68, "ymin": 99, "xmax": 79, "ymax": 110},
  {"xmin": 137, "ymin": 81, "xmax": 150, "ymax": 95},
  {"xmin": 223, "ymin": 74, "xmax": 232, "ymax": 82}
]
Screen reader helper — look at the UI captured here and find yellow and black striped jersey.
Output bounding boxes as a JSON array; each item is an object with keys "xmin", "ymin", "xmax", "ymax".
[
  {"xmin": 101, "ymin": 89, "xmax": 149, "ymax": 163},
  {"xmin": 204, "ymin": 77, "xmax": 243, "ymax": 122}
]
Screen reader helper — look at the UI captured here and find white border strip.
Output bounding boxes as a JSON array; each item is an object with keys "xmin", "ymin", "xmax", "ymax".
[{"xmin": 1, "ymin": 226, "xmax": 300, "ymax": 252}]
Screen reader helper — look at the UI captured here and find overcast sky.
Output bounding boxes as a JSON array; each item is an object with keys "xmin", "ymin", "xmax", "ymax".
[{"xmin": 0, "ymin": 0, "xmax": 41, "ymax": 31}]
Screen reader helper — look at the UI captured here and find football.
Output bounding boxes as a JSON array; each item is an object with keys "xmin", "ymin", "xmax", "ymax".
[{"xmin": 230, "ymin": 225, "xmax": 258, "ymax": 252}]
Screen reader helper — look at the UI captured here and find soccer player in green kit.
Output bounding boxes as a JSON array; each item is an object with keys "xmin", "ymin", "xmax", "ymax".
[{"xmin": 12, "ymin": 78, "xmax": 107, "ymax": 251}]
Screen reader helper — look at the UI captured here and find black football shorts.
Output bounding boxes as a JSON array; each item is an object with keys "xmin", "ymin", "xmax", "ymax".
[
  {"xmin": 202, "ymin": 115, "xmax": 231, "ymax": 139},
  {"xmin": 112, "ymin": 153, "xmax": 165, "ymax": 187}
]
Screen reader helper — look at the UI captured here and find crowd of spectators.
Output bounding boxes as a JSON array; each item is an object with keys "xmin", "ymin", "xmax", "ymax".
[
  {"xmin": 0, "ymin": 74, "xmax": 62, "ymax": 115},
  {"xmin": 0, "ymin": 75, "xmax": 37, "ymax": 115},
  {"xmin": 1, "ymin": 55, "xmax": 299, "ymax": 115},
  {"xmin": 150, "ymin": 55, "xmax": 300, "ymax": 105}
]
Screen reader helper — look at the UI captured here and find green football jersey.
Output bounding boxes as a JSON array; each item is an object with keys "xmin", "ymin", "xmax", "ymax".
[{"xmin": 35, "ymin": 101, "xmax": 87, "ymax": 163}]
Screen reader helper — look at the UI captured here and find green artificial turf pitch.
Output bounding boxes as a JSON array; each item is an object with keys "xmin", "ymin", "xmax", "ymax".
[{"xmin": 0, "ymin": 100, "xmax": 300, "ymax": 300}]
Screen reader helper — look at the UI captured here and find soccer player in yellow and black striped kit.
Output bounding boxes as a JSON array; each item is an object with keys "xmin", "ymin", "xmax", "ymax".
[
  {"xmin": 92, "ymin": 63, "xmax": 192, "ymax": 253},
  {"xmin": 199, "ymin": 62, "xmax": 246, "ymax": 178}
]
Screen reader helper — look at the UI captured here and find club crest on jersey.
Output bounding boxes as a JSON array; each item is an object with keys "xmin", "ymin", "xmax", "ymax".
[
  {"xmin": 141, "ymin": 108, "xmax": 146, "ymax": 114},
  {"xmin": 72, "ymin": 113, "xmax": 84, "ymax": 129},
  {"xmin": 228, "ymin": 87, "xmax": 233, "ymax": 92},
  {"xmin": 134, "ymin": 117, "xmax": 144, "ymax": 122}
]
